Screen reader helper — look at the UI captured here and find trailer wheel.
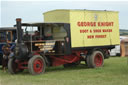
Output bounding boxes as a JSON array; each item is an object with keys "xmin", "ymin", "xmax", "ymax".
[
  {"xmin": 28, "ymin": 55, "xmax": 46, "ymax": 75},
  {"xmin": 87, "ymin": 51, "xmax": 104, "ymax": 68},
  {"xmin": 86, "ymin": 55, "xmax": 91, "ymax": 67},
  {"xmin": 8, "ymin": 58, "xmax": 22, "ymax": 74}
]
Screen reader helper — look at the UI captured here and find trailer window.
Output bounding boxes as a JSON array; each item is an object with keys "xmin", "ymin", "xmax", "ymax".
[
  {"xmin": 12, "ymin": 31, "xmax": 17, "ymax": 42},
  {"xmin": 0, "ymin": 32, "xmax": 6, "ymax": 42},
  {"xmin": 23, "ymin": 27, "xmax": 38, "ymax": 35},
  {"xmin": 7, "ymin": 31, "xmax": 12, "ymax": 42},
  {"xmin": 0, "ymin": 31, "xmax": 13, "ymax": 42},
  {"xmin": 22, "ymin": 26, "xmax": 40, "ymax": 41},
  {"xmin": 44, "ymin": 26, "xmax": 52, "ymax": 37},
  {"xmin": 53, "ymin": 26, "xmax": 67, "ymax": 40}
]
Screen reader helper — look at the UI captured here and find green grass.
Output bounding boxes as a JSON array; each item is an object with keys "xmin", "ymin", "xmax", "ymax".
[{"xmin": 0, "ymin": 57, "xmax": 128, "ymax": 85}]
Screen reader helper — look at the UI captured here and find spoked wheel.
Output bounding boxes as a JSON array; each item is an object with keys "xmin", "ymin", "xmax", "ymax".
[
  {"xmin": 86, "ymin": 51, "xmax": 104, "ymax": 68},
  {"xmin": 28, "ymin": 55, "xmax": 46, "ymax": 75},
  {"xmin": 94, "ymin": 53, "xmax": 104, "ymax": 67},
  {"xmin": 8, "ymin": 58, "xmax": 22, "ymax": 74}
]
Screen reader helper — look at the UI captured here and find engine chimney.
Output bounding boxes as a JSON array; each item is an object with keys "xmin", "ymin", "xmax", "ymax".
[{"xmin": 16, "ymin": 18, "xmax": 23, "ymax": 43}]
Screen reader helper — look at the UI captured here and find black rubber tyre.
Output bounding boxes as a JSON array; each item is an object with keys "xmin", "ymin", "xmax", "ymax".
[
  {"xmin": 86, "ymin": 55, "xmax": 91, "ymax": 67},
  {"xmin": 28, "ymin": 55, "xmax": 46, "ymax": 75},
  {"xmin": 8, "ymin": 58, "xmax": 22, "ymax": 74},
  {"xmin": 86, "ymin": 51, "xmax": 104, "ymax": 68}
]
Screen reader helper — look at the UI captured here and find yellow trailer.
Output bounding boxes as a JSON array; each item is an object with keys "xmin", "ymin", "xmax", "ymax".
[{"xmin": 44, "ymin": 9, "xmax": 120, "ymax": 48}]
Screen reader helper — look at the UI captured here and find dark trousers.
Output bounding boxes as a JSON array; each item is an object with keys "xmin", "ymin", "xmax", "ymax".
[{"xmin": 2, "ymin": 58, "xmax": 8, "ymax": 69}]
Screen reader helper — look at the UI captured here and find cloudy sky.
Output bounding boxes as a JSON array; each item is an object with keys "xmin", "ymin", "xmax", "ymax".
[{"xmin": 0, "ymin": 0, "xmax": 128, "ymax": 29}]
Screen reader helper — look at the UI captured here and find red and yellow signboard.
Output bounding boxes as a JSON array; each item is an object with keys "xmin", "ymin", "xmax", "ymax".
[{"xmin": 44, "ymin": 10, "xmax": 120, "ymax": 48}]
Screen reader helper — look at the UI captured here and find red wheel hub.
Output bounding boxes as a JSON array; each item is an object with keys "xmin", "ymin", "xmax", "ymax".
[
  {"xmin": 33, "ymin": 59, "xmax": 43, "ymax": 73},
  {"xmin": 94, "ymin": 53, "xmax": 103, "ymax": 67}
]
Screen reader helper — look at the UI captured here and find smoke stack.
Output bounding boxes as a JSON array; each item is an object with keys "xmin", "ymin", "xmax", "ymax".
[{"xmin": 16, "ymin": 18, "xmax": 23, "ymax": 43}]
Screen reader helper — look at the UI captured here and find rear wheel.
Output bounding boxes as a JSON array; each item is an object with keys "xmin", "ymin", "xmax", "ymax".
[
  {"xmin": 28, "ymin": 55, "xmax": 46, "ymax": 75},
  {"xmin": 86, "ymin": 51, "xmax": 104, "ymax": 68}
]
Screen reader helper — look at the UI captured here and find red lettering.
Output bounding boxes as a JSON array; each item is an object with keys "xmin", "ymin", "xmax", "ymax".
[
  {"xmin": 80, "ymin": 30, "xmax": 88, "ymax": 33},
  {"xmin": 98, "ymin": 22, "xmax": 114, "ymax": 26},
  {"xmin": 77, "ymin": 22, "xmax": 81, "ymax": 26},
  {"xmin": 87, "ymin": 35, "xmax": 94, "ymax": 39},
  {"xmin": 102, "ymin": 29, "xmax": 112, "ymax": 32},
  {"xmin": 95, "ymin": 35, "xmax": 106, "ymax": 38},
  {"xmin": 93, "ymin": 29, "xmax": 101, "ymax": 33},
  {"xmin": 77, "ymin": 22, "xmax": 96, "ymax": 27},
  {"xmin": 78, "ymin": 21, "xmax": 114, "ymax": 27}
]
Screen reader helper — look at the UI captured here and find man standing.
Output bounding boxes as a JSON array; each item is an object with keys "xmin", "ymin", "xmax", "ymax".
[{"xmin": 2, "ymin": 43, "xmax": 11, "ymax": 72}]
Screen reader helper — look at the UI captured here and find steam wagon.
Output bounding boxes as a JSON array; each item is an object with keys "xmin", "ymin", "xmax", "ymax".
[
  {"xmin": 0, "ymin": 27, "xmax": 16, "ymax": 65},
  {"xmin": 8, "ymin": 10, "xmax": 120, "ymax": 75}
]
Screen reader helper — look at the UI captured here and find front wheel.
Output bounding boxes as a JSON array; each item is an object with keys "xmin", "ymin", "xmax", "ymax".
[
  {"xmin": 86, "ymin": 51, "xmax": 104, "ymax": 68},
  {"xmin": 8, "ymin": 58, "xmax": 22, "ymax": 74},
  {"xmin": 28, "ymin": 55, "xmax": 46, "ymax": 75}
]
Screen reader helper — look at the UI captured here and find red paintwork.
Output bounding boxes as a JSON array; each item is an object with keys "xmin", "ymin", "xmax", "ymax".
[
  {"xmin": 33, "ymin": 52, "xmax": 40, "ymax": 55},
  {"xmin": 15, "ymin": 52, "xmax": 40, "ymax": 70},
  {"xmin": 18, "ymin": 61, "xmax": 28, "ymax": 69},
  {"xmin": 50, "ymin": 55, "xmax": 80, "ymax": 66},
  {"xmin": 33, "ymin": 59, "xmax": 43, "ymax": 73},
  {"xmin": 15, "ymin": 60, "xmax": 28, "ymax": 69},
  {"xmin": 94, "ymin": 53, "xmax": 103, "ymax": 67},
  {"xmin": 16, "ymin": 51, "xmax": 87, "ymax": 69},
  {"xmin": 50, "ymin": 51, "xmax": 86, "ymax": 66}
]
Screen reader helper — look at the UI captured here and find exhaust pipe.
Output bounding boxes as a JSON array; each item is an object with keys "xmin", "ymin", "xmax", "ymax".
[
  {"xmin": 15, "ymin": 18, "xmax": 28, "ymax": 59},
  {"xmin": 16, "ymin": 18, "xmax": 23, "ymax": 44}
]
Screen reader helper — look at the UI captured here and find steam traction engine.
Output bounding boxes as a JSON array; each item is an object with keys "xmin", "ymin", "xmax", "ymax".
[{"xmin": 8, "ymin": 18, "xmax": 112, "ymax": 75}]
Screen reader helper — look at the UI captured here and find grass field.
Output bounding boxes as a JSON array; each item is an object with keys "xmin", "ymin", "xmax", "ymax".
[{"xmin": 0, "ymin": 57, "xmax": 128, "ymax": 85}]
